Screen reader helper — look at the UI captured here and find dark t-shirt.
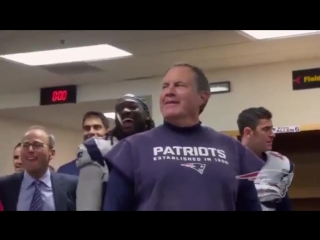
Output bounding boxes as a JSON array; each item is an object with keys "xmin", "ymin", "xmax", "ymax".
[{"xmin": 103, "ymin": 122, "xmax": 264, "ymax": 211}]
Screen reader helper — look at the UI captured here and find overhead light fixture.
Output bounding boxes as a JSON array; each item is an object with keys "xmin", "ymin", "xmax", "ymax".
[
  {"xmin": 104, "ymin": 112, "xmax": 115, "ymax": 119},
  {"xmin": 241, "ymin": 30, "xmax": 320, "ymax": 40},
  {"xmin": 210, "ymin": 81, "xmax": 231, "ymax": 94},
  {"xmin": 0, "ymin": 44, "xmax": 132, "ymax": 66}
]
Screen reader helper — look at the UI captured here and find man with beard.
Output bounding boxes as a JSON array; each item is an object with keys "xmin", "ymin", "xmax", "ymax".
[
  {"xmin": 237, "ymin": 107, "xmax": 294, "ymax": 211},
  {"xmin": 57, "ymin": 111, "xmax": 109, "ymax": 176},
  {"xmin": 103, "ymin": 63, "xmax": 263, "ymax": 211},
  {"xmin": 76, "ymin": 94, "xmax": 155, "ymax": 211}
]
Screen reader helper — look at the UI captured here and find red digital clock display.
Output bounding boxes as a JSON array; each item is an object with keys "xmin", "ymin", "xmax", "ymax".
[
  {"xmin": 52, "ymin": 90, "xmax": 68, "ymax": 102},
  {"xmin": 40, "ymin": 85, "xmax": 77, "ymax": 105}
]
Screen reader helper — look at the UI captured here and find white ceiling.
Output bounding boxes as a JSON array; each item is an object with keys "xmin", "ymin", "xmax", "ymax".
[{"xmin": 0, "ymin": 30, "xmax": 319, "ymax": 129}]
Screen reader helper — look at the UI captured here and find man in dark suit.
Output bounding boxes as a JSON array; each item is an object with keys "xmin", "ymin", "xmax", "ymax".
[{"xmin": 0, "ymin": 126, "xmax": 78, "ymax": 211}]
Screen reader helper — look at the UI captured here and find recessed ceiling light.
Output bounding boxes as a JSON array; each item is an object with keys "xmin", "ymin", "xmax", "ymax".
[
  {"xmin": 241, "ymin": 30, "xmax": 320, "ymax": 40},
  {"xmin": 0, "ymin": 44, "xmax": 132, "ymax": 66}
]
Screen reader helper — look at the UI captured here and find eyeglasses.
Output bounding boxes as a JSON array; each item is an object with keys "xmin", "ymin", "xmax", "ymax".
[{"xmin": 22, "ymin": 142, "xmax": 45, "ymax": 151}]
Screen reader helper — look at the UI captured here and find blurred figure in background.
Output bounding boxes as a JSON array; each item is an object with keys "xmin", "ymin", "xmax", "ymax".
[
  {"xmin": 57, "ymin": 111, "xmax": 109, "ymax": 176},
  {"xmin": 76, "ymin": 94, "xmax": 155, "ymax": 211},
  {"xmin": 13, "ymin": 143, "xmax": 23, "ymax": 173},
  {"xmin": 237, "ymin": 107, "xmax": 294, "ymax": 211}
]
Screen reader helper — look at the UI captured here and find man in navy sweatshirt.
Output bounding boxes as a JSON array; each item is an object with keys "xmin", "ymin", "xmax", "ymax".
[
  {"xmin": 57, "ymin": 111, "xmax": 110, "ymax": 176},
  {"xmin": 237, "ymin": 107, "xmax": 294, "ymax": 211},
  {"xmin": 103, "ymin": 63, "xmax": 264, "ymax": 211}
]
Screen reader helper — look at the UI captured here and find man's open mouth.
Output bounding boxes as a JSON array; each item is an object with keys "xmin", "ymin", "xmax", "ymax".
[{"xmin": 122, "ymin": 118, "xmax": 134, "ymax": 127}]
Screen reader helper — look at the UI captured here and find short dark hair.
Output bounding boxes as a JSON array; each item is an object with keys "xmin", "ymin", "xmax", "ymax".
[
  {"xmin": 82, "ymin": 111, "xmax": 109, "ymax": 129},
  {"xmin": 166, "ymin": 62, "xmax": 210, "ymax": 114},
  {"xmin": 237, "ymin": 107, "xmax": 273, "ymax": 136}
]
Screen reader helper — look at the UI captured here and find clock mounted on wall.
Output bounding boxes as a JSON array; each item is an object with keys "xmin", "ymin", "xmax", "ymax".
[{"xmin": 40, "ymin": 85, "xmax": 77, "ymax": 106}]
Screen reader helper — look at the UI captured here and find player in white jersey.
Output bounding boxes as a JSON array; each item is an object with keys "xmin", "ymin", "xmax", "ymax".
[
  {"xmin": 76, "ymin": 94, "xmax": 155, "ymax": 211},
  {"xmin": 237, "ymin": 107, "xmax": 294, "ymax": 211}
]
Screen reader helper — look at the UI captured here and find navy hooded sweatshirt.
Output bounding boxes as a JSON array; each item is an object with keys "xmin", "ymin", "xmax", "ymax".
[{"xmin": 103, "ymin": 122, "xmax": 264, "ymax": 211}]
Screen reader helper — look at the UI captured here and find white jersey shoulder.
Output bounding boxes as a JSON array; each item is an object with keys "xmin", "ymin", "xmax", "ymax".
[
  {"xmin": 76, "ymin": 137, "xmax": 118, "ymax": 211},
  {"xmin": 76, "ymin": 138, "xmax": 114, "ymax": 168},
  {"xmin": 254, "ymin": 151, "xmax": 294, "ymax": 209},
  {"xmin": 264, "ymin": 151, "xmax": 292, "ymax": 171}
]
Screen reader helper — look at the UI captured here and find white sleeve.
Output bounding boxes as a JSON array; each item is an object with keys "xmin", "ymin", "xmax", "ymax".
[
  {"xmin": 77, "ymin": 162, "xmax": 108, "ymax": 211},
  {"xmin": 76, "ymin": 138, "xmax": 112, "ymax": 211},
  {"xmin": 254, "ymin": 151, "xmax": 294, "ymax": 204}
]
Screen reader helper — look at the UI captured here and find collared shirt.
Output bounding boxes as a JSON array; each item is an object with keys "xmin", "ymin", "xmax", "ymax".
[{"xmin": 17, "ymin": 168, "xmax": 56, "ymax": 211}]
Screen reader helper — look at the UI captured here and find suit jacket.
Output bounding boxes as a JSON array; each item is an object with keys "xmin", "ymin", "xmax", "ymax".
[
  {"xmin": 0, "ymin": 171, "xmax": 78, "ymax": 211},
  {"xmin": 57, "ymin": 159, "xmax": 79, "ymax": 176}
]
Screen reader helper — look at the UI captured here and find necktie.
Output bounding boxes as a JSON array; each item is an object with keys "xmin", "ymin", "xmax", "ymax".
[{"xmin": 30, "ymin": 180, "xmax": 44, "ymax": 211}]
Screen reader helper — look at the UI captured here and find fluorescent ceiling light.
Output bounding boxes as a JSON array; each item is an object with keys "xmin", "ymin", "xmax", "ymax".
[
  {"xmin": 210, "ymin": 81, "xmax": 230, "ymax": 94},
  {"xmin": 210, "ymin": 86, "xmax": 229, "ymax": 93},
  {"xmin": 241, "ymin": 30, "xmax": 320, "ymax": 40},
  {"xmin": 0, "ymin": 44, "xmax": 132, "ymax": 66},
  {"xmin": 104, "ymin": 112, "xmax": 115, "ymax": 119}
]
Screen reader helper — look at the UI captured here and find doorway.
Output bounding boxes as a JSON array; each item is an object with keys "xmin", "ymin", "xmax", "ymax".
[
  {"xmin": 273, "ymin": 130, "xmax": 320, "ymax": 210},
  {"xmin": 235, "ymin": 130, "xmax": 320, "ymax": 210},
  {"xmin": 290, "ymin": 198, "xmax": 320, "ymax": 211}
]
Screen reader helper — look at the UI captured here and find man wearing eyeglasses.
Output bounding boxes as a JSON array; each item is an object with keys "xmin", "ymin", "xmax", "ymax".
[
  {"xmin": 0, "ymin": 126, "xmax": 78, "ymax": 211},
  {"xmin": 13, "ymin": 143, "xmax": 23, "ymax": 173}
]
